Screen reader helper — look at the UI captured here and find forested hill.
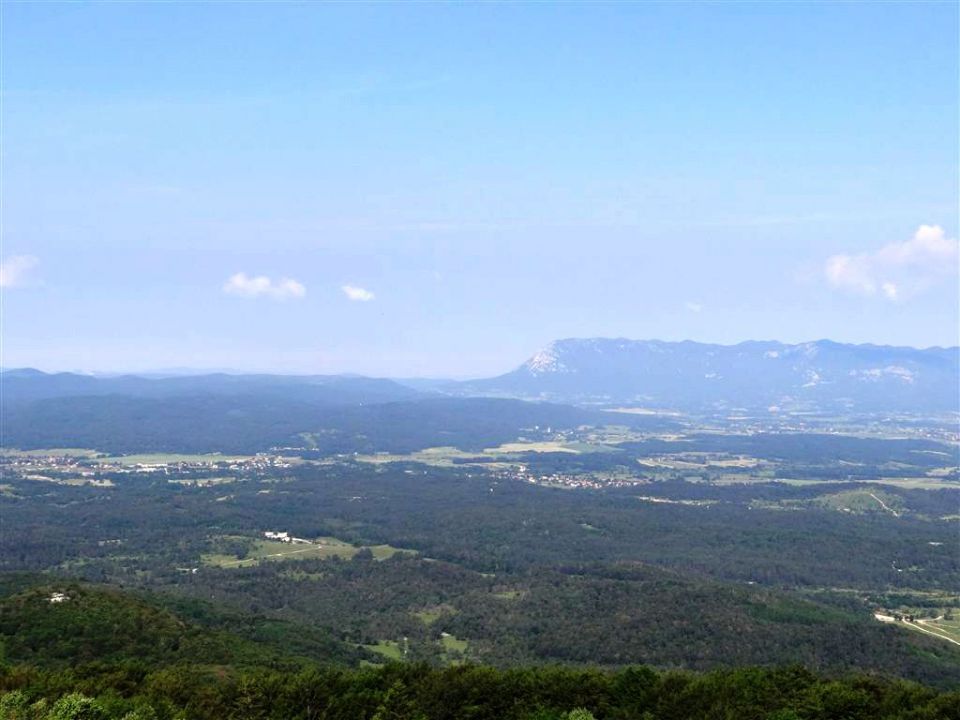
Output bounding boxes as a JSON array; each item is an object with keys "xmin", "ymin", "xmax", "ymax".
[
  {"xmin": 1, "ymin": 581, "xmax": 958, "ymax": 720},
  {"xmin": 0, "ymin": 579, "xmax": 361, "ymax": 668},
  {"xmin": 1, "ymin": 394, "xmax": 672, "ymax": 454}
]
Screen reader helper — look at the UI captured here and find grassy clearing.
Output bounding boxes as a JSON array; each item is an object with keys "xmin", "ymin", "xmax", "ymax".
[
  {"xmin": 353, "ymin": 441, "xmax": 604, "ymax": 467},
  {"xmin": 708, "ymin": 457, "xmax": 761, "ymax": 468},
  {"xmin": 579, "ymin": 425, "xmax": 653, "ymax": 444},
  {"xmin": 492, "ymin": 590, "xmax": 524, "ymax": 601},
  {"xmin": 754, "ymin": 490, "xmax": 911, "ymax": 517},
  {"xmin": 814, "ymin": 489, "xmax": 903, "ymax": 516},
  {"xmin": 202, "ymin": 537, "xmax": 414, "ymax": 568},
  {"xmin": 486, "ymin": 441, "xmax": 580, "ymax": 454},
  {"xmin": 415, "ymin": 609, "xmax": 444, "ymax": 626},
  {"xmin": 352, "ymin": 447, "xmax": 482, "ymax": 466},
  {"xmin": 414, "ymin": 605, "xmax": 456, "ymax": 625},
  {"xmin": 364, "ymin": 640, "xmax": 405, "ymax": 661},
  {"xmin": 202, "ymin": 538, "xmax": 358, "ymax": 567},
  {"xmin": 637, "ymin": 458, "xmax": 705, "ymax": 470},
  {"xmin": 707, "ymin": 473, "xmax": 756, "ymax": 484},
  {"xmin": 280, "ymin": 569, "xmax": 326, "ymax": 581},
  {"xmin": 439, "ymin": 633, "xmax": 468, "ymax": 656},
  {"xmin": 923, "ymin": 616, "xmax": 960, "ymax": 644},
  {"xmin": 880, "ymin": 615, "xmax": 960, "ymax": 647},
  {"xmin": 201, "ymin": 552, "xmax": 258, "ymax": 568},
  {"xmin": 369, "ymin": 544, "xmax": 412, "ymax": 560},
  {"xmin": 638, "ymin": 454, "xmax": 761, "ymax": 471}
]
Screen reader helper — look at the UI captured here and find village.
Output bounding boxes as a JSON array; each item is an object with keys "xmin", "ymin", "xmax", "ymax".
[{"xmin": 0, "ymin": 450, "xmax": 297, "ymax": 483}]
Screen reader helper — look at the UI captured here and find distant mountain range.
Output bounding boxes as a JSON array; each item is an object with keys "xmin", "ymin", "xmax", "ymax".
[
  {"xmin": 456, "ymin": 338, "xmax": 960, "ymax": 414},
  {"xmin": 3, "ymin": 339, "xmax": 957, "ymax": 432},
  {"xmin": 0, "ymin": 368, "xmax": 668, "ymax": 454},
  {"xmin": 0, "ymin": 370, "xmax": 422, "ymax": 406}
]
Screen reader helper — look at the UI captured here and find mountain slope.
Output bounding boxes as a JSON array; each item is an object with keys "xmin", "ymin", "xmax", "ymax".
[{"xmin": 460, "ymin": 338, "xmax": 959, "ymax": 412}]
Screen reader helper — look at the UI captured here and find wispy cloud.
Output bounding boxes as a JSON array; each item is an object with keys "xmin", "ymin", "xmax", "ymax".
[
  {"xmin": 0, "ymin": 255, "xmax": 39, "ymax": 288},
  {"xmin": 223, "ymin": 272, "xmax": 306, "ymax": 300},
  {"xmin": 342, "ymin": 285, "xmax": 375, "ymax": 302},
  {"xmin": 824, "ymin": 224, "xmax": 958, "ymax": 301},
  {"xmin": 685, "ymin": 301, "xmax": 703, "ymax": 313}
]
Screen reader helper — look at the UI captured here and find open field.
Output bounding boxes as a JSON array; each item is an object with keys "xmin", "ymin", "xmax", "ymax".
[
  {"xmin": 440, "ymin": 634, "xmax": 468, "ymax": 653},
  {"xmin": 414, "ymin": 606, "xmax": 456, "ymax": 625},
  {"xmin": 870, "ymin": 477, "xmax": 960, "ymax": 490},
  {"xmin": 353, "ymin": 441, "xmax": 591, "ymax": 465},
  {"xmin": 638, "ymin": 458, "xmax": 708, "ymax": 470},
  {"xmin": 363, "ymin": 640, "xmax": 405, "ymax": 661},
  {"xmin": 0, "ymin": 448, "xmax": 101, "ymax": 458},
  {"xmin": 352, "ymin": 446, "xmax": 484, "ymax": 466},
  {"xmin": 168, "ymin": 477, "xmax": 239, "ymax": 486},
  {"xmin": 104, "ymin": 452, "xmax": 252, "ymax": 465},
  {"xmin": 638, "ymin": 455, "xmax": 761, "ymax": 470},
  {"xmin": 922, "ymin": 616, "xmax": 960, "ymax": 644},
  {"xmin": 814, "ymin": 489, "xmax": 903, "ymax": 516},
  {"xmin": 710, "ymin": 475, "xmax": 959, "ymax": 490},
  {"xmin": 439, "ymin": 633, "xmax": 469, "ymax": 663},
  {"xmin": 606, "ymin": 407, "xmax": 682, "ymax": 416},
  {"xmin": 201, "ymin": 537, "xmax": 414, "ymax": 568},
  {"xmin": 875, "ymin": 614, "xmax": 960, "ymax": 647},
  {"xmin": 486, "ymin": 441, "xmax": 581, "ymax": 454},
  {"xmin": 22, "ymin": 474, "xmax": 113, "ymax": 487},
  {"xmin": 637, "ymin": 495, "xmax": 716, "ymax": 507},
  {"xmin": 577, "ymin": 426, "xmax": 653, "ymax": 444},
  {"xmin": 353, "ymin": 440, "xmax": 621, "ymax": 467}
]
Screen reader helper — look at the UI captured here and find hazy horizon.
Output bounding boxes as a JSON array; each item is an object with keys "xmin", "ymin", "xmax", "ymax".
[
  {"xmin": 3, "ymin": 2, "xmax": 958, "ymax": 377},
  {"xmin": 6, "ymin": 335, "xmax": 960, "ymax": 380}
]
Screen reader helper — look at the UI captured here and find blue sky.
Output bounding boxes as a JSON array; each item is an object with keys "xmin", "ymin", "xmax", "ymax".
[{"xmin": 2, "ymin": 2, "xmax": 957, "ymax": 377}]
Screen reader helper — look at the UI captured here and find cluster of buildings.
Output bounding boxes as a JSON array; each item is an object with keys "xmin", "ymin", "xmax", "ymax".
[
  {"xmin": 496, "ymin": 465, "xmax": 645, "ymax": 490},
  {"xmin": 2, "ymin": 452, "xmax": 297, "ymax": 480},
  {"xmin": 263, "ymin": 530, "xmax": 312, "ymax": 544}
]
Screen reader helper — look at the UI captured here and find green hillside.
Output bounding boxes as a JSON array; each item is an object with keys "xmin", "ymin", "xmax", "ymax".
[{"xmin": 0, "ymin": 581, "xmax": 358, "ymax": 669}]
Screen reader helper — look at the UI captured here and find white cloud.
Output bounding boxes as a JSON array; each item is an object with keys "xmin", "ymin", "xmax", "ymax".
[
  {"xmin": 685, "ymin": 301, "xmax": 703, "ymax": 313},
  {"xmin": 824, "ymin": 224, "xmax": 958, "ymax": 300},
  {"xmin": 342, "ymin": 284, "xmax": 375, "ymax": 302},
  {"xmin": 0, "ymin": 255, "xmax": 38, "ymax": 288},
  {"xmin": 223, "ymin": 272, "xmax": 306, "ymax": 300}
]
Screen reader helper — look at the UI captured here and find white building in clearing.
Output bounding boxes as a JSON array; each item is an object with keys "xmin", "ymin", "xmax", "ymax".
[{"xmin": 264, "ymin": 531, "xmax": 291, "ymax": 542}]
